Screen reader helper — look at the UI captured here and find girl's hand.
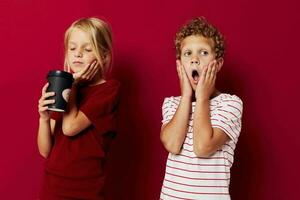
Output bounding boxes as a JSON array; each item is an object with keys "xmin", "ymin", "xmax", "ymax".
[
  {"xmin": 72, "ymin": 60, "xmax": 99, "ymax": 85},
  {"xmin": 38, "ymin": 83, "xmax": 55, "ymax": 120},
  {"xmin": 195, "ymin": 60, "xmax": 218, "ymax": 100},
  {"xmin": 176, "ymin": 60, "xmax": 193, "ymax": 98}
]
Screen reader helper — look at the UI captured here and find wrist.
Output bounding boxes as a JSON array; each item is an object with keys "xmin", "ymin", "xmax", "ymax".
[
  {"xmin": 181, "ymin": 94, "xmax": 192, "ymax": 100},
  {"xmin": 196, "ymin": 96, "xmax": 209, "ymax": 103},
  {"xmin": 39, "ymin": 117, "xmax": 50, "ymax": 123}
]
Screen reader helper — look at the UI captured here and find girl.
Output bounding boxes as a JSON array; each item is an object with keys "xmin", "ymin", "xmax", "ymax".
[{"xmin": 37, "ymin": 17, "xmax": 120, "ymax": 200}]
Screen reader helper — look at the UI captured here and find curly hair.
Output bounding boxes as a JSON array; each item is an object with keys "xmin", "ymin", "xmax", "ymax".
[{"xmin": 175, "ymin": 17, "xmax": 225, "ymax": 59}]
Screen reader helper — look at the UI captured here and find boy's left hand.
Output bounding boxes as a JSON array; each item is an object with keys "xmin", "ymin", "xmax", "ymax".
[{"xmin": 195, "ymin": 60, "xmax": 218, "ymax": 100}]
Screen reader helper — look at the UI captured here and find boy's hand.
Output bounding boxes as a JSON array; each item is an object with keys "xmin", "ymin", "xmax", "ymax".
[
  {"xmin": 195, "ymin": 60, "xmax": 218, "ymax": 100},
  {"xmin": 72, "ymin": 60, "xmax": 99, "ymax": 85},
  {"xmin": 176, "ymin": 60, "xmax": 192, "ymax": 98}
]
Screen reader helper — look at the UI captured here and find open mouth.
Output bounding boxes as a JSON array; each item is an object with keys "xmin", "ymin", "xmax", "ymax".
[{"xmin": 192, "ymin": 70, "xmax": 200, "ymax": 83}]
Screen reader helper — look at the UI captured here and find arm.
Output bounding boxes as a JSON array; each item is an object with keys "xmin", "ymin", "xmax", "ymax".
[
  {"xmin": 37, "ymin": 83, "xmax": 56, "ymax": 158},
  {"xmin": 193, "ymin": 60, "xmax": 229, "ymax": 157},
  {"xmin": 193, "ymin": 98, "xmax": 229, "ymax": 157},
  {"xmin": 37, "ymin": 118, "xmax": 56, "ymax": 158},
  {"xmin": 160, "ymin": 96, "xmax": 191, "ymax": 154},
  {"xmin": 160, "ymin": 60, "xmax": 193, "ymax": 154},
  {"xmin": 62, "ymin": 85, "xmax": 92, "ymax": 136},
  {"xmin": 62, "ymin": 60, "xmax": 99, "ymax": 136}
]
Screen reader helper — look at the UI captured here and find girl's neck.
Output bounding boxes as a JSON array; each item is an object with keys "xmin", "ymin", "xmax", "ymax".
[{"xmin": 86, "ymin": 70, "xmax": 106, "ymax": 86}]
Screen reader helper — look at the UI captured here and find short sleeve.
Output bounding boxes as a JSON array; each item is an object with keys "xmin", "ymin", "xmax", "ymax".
[
  {"xmin": 211, "ymin": 95, "xmax": 243, "ymax": 144},
  {"xmin": 161, "ymin": 97, "xmax": 178, "ymax": 125},
  {"xmin": 80, "ymin": 83, "xmax": 120, "ymax": 134}
]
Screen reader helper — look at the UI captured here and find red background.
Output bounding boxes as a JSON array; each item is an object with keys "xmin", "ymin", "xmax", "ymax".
[{"xmin": 0, "ymin": 0, "xmax": 299, "ymax": 199}]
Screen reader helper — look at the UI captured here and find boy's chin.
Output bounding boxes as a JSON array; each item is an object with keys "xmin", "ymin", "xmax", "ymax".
[{"xmin": 191, "ymin": 83, "xmax": 198, "ymax": 91}]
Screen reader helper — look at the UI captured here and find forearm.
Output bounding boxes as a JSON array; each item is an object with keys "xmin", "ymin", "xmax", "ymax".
[
  {"xmin": 37, "ymin": 118, "xmax": 53, "ymax": 158},
  {"xmin": 161, "ymin": 96, "xmax": 191, "ymax": 154},
  {"xmin": 193, "ymin": 98, "xmax": 214, "ymax": 156},
  {"xmin": 62, "ymin": 85, "xmax": 79, "ymax": 134}
]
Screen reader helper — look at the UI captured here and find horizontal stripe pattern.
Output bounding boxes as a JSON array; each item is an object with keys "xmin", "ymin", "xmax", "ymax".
[{"xmin": 160, "ymin": 94, "xmax": 243, "ymax": 200}]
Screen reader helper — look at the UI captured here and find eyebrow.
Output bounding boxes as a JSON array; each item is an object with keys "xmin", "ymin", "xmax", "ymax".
[
  {"xmin": 69, "ymin": 41, "xmax": 92, "ymax": 46},
  {"xmin": 183, "ymin": 48, "xmax": 210, "ymax": 52}
]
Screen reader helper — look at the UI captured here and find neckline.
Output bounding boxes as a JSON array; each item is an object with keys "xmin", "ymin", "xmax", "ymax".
[{"xmin": 190, "ymin": 93, "xmax": 225, "ymax": 104}]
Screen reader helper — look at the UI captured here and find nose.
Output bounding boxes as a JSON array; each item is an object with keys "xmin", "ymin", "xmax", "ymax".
[
  {"xmin": 191, "ymin": 57, "xmax": 200, "ymax": 65},
  {"xmin": 75, "ymin": 50, "xmax": 83, "ymax": 58}
]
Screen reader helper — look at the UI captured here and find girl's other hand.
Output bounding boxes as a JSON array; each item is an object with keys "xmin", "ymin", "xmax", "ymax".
[
  {"xmin": 38, "ymin": 83, "xmax": 55, "ymax": 121},
  {"xmin": 72, "ymin": 60, "xmax": 99, "ymax": 85}
]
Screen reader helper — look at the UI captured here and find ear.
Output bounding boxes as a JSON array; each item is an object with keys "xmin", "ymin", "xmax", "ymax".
[{"xmin": 216, "ymin": 58, "xmax": 224, "ymax": 72}]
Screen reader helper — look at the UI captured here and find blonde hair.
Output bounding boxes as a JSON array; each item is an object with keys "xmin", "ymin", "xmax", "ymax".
[{"xmin": 64, "ymin": 17, "xmax": 113, "ymax": 77}]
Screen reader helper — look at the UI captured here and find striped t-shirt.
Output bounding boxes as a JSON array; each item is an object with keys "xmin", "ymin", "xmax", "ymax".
[{"xmin": 160, "ymin": 93, "xmax": 243, "ymax": 200}]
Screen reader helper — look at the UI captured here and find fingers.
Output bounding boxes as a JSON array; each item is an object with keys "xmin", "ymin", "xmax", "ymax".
[
  {"xmin": 73, "ymin": 60, "xmax": 98, "ymax": 82},
  {"xmin": 211, "ymin": 62, "xmax": 217, "ymax": 83},
  {"xmin": 85, "ymin": 60, "xmax": 98, "ymax": 79},
  {"xmin": 38, "ymin": 97, "xmax": 55, "ymax": 113},
  {"xmin": 200, "ymin": 65, "xmax": 208, "ymax": 83},
  {"xmin": 40, "ymin": 99, "xmax": 55, "ymax": 107},
  {"xmin": 42, "ymin": 82, "xmax": 49, "ymax": 95},
  {"xmin": 181, "ymin": 63, "xmax": 189, "ymax": 78},
  {"xmin": 204, "ymin": 60, "xmax": 217, "ymax": 82},
  {"xmin": 205, "ymin": 61, "xmax": 214, "ymax": 81},
  {"xmin": 176, "ymin": 60, "xmax": 182, "ymax": 80},
  {"xmin": 78, "ymin": 62, "xmax": 92, "ymax": 78},
  {"xmin": 42, "ymin": 92, "xmax": 55, "ymax": 100},
  {"xmin": 39, "ymin": 91, "xmax": 55, "ymax": 102}
]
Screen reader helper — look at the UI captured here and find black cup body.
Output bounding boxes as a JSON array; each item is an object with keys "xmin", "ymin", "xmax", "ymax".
[{"xmin": 46, "ymin": 70, "xmax": 74, "ymax": 112}]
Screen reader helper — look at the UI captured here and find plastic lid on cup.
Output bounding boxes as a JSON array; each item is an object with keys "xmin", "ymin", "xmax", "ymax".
[{"xmin": 47, "ymin": 70, "xmax": 73, "ymax": 81}]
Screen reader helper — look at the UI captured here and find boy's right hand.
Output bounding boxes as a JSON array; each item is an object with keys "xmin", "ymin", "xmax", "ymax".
[
  {"xmin": 176, "ymin": 60, "xmax": 192, "ymax": 98},
  {"xmin": 38, "ymin": 83, "xmax": 55, "ymax": 121}
]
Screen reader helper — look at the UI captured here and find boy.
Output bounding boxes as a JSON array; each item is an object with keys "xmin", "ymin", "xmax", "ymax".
[{"xmin": 160, "ymin": 17, "xmax": 243, "ymax": 200}]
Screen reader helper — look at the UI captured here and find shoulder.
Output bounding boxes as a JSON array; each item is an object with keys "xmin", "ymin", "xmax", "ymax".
[
  {"xmin": 162, "ymin": 96, "xmax": 181, "ymax": 106},
  {"xmin": 216, "ymin": 93, "xmax": 243, "ymax": 105},
  {"xmin": 92, "ymin": 79, "xmax": 120, "ymax": 94},
  {"xmin": 216, "ymin": 93, "xmax": 243, "ymax": 116},
  {"xmin": 107, "ymin": 79, "xmax": 120, "ymax": 87},
  {"xmin": 104, "ymin": 79, "xmax": 120, "ymax": 91}
]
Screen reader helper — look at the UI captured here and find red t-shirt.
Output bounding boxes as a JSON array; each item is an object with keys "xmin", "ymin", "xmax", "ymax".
[{"xmin": 40, "ymin": 79, "xmax": 120, "ymax": 200}]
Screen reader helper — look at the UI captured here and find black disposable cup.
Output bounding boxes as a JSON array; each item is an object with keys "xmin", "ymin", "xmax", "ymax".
[{"xmin": 46, "ymin": 70, "xmax": 74, "ymax": 112}]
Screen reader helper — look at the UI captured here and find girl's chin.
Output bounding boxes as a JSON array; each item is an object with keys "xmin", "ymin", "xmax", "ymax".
[{"xmin": 69, "ymin": 67, "xmax": 82, "ymax": 73}]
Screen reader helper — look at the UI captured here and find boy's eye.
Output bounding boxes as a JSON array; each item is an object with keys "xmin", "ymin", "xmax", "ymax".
[
  {"xmin": 183, "ymin": 51, "xmax": 191, "ymax": 56},
  {"xmin": 200, "ymin": 51, "xmax": 209, "ymax": 56}
]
